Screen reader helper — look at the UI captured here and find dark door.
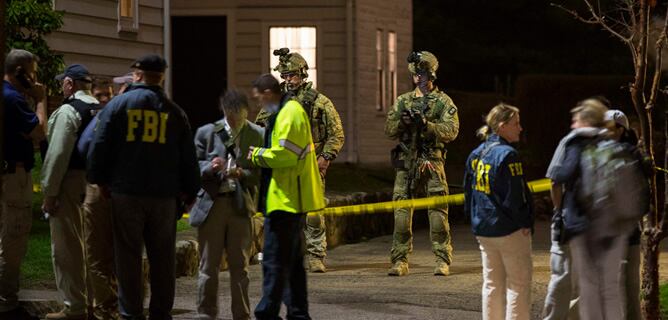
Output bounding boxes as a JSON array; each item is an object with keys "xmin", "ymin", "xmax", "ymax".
[{"xmin": 171, "ymin": 16, "xmax": 227, "ymax": 130}]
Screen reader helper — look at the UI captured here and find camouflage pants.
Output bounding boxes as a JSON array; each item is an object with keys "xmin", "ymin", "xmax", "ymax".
[
  {"xmin": 390, "ymin": 166, "xmax": 452, "ymax": 265},
  {"xmin": 305, "ymin": 175, "xmax": 327, "ymax": 259}
]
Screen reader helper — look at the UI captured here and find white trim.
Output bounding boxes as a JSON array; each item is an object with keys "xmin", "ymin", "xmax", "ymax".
[{"xmin": 163, "ymin": 0, "xmax": 171, "ymax": 97}]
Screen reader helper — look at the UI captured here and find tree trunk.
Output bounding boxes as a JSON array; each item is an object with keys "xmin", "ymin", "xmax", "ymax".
[{"xmin": 641, "ymin": 229, "xmax": 662, "ymax": 319}]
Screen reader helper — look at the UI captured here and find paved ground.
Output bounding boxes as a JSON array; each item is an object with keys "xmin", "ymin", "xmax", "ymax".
[{"xmin": 19, "ymin": 219, "xmax": 668, "ymax": 319}]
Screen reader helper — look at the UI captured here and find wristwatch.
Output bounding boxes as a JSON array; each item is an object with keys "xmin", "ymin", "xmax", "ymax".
[{"xmin": 320, "ymin": 153, "xmax": 335, "ymax": 161}]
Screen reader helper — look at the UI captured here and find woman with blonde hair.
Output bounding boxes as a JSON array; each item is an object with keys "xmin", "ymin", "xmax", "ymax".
[{"xmin": 464, "ymin": 103, "xmax": 534, "ymax": 320}]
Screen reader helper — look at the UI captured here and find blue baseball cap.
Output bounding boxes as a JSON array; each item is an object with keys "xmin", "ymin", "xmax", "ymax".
[{"xmin": 55, "ymin": 64, "xmax": 92, "ymax": 82}]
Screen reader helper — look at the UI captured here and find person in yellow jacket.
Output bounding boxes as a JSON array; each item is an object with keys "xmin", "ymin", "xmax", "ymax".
[{"xmin": 248, "ymin": 74, "xmax": 324, "ymax": 320}]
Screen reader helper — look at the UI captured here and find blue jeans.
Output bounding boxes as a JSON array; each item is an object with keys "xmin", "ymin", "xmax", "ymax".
[{"xmin": 254, "ymin": 212, "xmax": 310, "ymax": 320}]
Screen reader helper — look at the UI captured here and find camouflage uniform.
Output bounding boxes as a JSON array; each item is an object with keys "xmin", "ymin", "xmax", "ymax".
[
  {"xmin": 255, "ymin": 49, "xmax": 344, "ymax": 272},
  {"xmin": 385, "ymin": 51, "xmax": 459, "ymax": 276}
]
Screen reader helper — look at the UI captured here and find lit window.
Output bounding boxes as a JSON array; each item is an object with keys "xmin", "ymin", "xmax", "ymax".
[
  {"xmin": 120, "ymin": 0, "xmax": 133, "ymax": 18},
  {"xmin": 118, "ymin": 0, "xmax": 138, "ymax": 33},
  {"xmin": 388, "ymin": 31, "xmax": 397, "ymax": 106},
  {"xmin": 376, "ymin": 29, "xmax": 385, "ymax": 111},
  {"xmin": 269, "ymin": 27, "xmax": 317, "ymax": 88}
]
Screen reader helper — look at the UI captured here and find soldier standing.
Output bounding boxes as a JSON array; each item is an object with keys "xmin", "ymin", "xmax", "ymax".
[
  {"xmin": 255, "ymin": 48, "xmax": 344, "ymax": 273},
  {"xmin": 384, "ymin": 51, "xmax": 459, "ymax": 276}
]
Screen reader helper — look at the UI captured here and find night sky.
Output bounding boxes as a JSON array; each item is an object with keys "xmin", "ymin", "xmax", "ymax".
[{"xmin": 413, "ymin": 0, "xmax": 632, "ymax": 92}]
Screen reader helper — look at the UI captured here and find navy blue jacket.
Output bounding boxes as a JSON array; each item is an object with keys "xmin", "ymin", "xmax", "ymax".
[
  {"xmin": 548, "ymin": 136, "xmax": 593, "ymax": 241},
  {"xmin": 87, "ymin": 84, "xmax": 201, "ymax": 198},
  {"xmin": 464, "ymin": 135, "xmax": 533, "ymax": 237}
]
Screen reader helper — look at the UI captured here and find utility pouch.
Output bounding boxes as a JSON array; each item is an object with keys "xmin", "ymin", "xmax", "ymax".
[{"xmin": 390, "ymin": 145, "xmax": 405, "ymax": 169}]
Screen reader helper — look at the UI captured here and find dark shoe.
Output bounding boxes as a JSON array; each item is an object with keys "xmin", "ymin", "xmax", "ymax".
[{"xmin": 0, "ymin": 306, "xmax": 39, "ymax": 320}]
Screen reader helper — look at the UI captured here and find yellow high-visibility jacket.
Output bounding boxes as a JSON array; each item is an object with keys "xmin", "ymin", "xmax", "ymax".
[{"xmin": 251, "ymin": 98, "xmax": 325, "ymax": 215}]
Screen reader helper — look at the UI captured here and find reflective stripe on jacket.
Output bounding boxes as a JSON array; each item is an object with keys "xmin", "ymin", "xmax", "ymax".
[{"xmin": 251, "ymin": 98, "xmax": 325, "ymax": 215}]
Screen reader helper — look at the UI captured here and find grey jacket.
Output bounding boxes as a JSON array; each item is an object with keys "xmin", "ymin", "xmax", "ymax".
[{"xmin": 189, "ymin": 119, "xmax": 264, "ymax": 227}]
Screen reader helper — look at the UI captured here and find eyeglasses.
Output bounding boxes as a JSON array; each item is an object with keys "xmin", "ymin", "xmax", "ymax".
[{"xmin": 280, "ymin": 72, "xmax": 298, "ymax": 80}]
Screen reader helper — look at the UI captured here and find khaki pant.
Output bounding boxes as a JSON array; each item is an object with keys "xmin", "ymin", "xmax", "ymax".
[
  {"xmin": 0, "ymin": 169, "xmax": 33, "ymax": 312},
  {"xmin": 83, "ymin": 184, "xmax": 118, "ymax": 319},
  {"xmin": 390, "ymin": 168, "xmax": 452, "ymax": 264},
  {"xmin": 197, "ymin": 195, "xmax": 252, "ymax": 320},
  {"xmin": 477, "ymin": 230, "xmax": 532, "ymax": 320},
  {"xmin": 570, "ymin": 233, "xmax": 628, "ymax": 320},
  {"xmin": 49, "ymin": 170, "xmax": 88, "ymax": 316}
]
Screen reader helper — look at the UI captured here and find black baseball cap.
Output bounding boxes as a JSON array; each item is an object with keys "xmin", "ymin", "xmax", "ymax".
[
  {"xmin": 55, "ymin": 64, "xmax": 92, "ymax": 82},
  {"xmin": 130, "ymin": 54, "xmax": 167, "ymax": 72}
]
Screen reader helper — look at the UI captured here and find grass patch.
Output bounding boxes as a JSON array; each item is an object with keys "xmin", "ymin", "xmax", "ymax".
[
  {"xmin": 177, "ymin": 218, "xmax": 191, "ymax": 232},
  {"xmin": 661, "ymin": 283, "xmax": 668, "ymax": 318},
  {"xmin": 20, "ymin": 219, "xmax": 54, "ymax": 288}
]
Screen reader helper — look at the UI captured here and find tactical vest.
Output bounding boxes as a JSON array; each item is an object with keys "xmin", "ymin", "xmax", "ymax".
[
  {"xmin": 68, "ymin": 99, "xmax": 100, "ymax": 169},
  {"xmin": 299, "ymin": 87, "xmax": 319, "ymax": 116}
]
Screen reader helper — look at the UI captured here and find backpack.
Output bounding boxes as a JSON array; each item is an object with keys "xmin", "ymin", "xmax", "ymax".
[{"xmin": 577, "ymin": 138, "xmax": 649, "ymax": 238}]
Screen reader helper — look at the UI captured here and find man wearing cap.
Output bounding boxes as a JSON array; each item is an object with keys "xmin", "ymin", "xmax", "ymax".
[
  {"xmin": 88, "ymin": 54, "xmax": 201, "ymax": 320},
  {"xmin": 256, "ymin": 48, "xmax": 344, "ymax": 273},
  {"xmin": 41, "ymin": 64, "xmax": 100, "ymax": 320}
]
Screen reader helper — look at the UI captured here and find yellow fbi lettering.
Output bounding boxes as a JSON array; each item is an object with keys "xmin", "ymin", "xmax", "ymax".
[
  {"xmin": 471, "ymin": 158, "xmax": 491, "ymax": 194},
  {"xmin": 508, "ymin": 162, "xmax": 523, "ymax": 176},
  {"xmin": 126, "ymin": 109, "xmax": 169, "ymax": 143}
]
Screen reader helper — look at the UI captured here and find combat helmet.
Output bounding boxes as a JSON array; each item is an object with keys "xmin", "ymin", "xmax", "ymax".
[
  {"xmin": 407, "ymin": 51, "xmax": 438, "ymax": 80},
  {"xmin": 273, "ymin": 48, "xmax": 309, "ymax": 79}
]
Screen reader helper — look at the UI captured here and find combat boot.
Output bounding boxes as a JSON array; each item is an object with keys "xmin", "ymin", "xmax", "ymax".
[
  {"xmin": 434, "ymin": 261, "xmax": 450, "ymax": 276},
  {"xmin": 388, "ymin": 261, "xmax": 409, "ymax": 276},
  {"xmin": 308, "ymin": 256, "xmax": 327, "ymax": 273}
]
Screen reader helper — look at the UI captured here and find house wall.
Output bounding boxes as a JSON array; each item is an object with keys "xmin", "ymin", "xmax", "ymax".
[
  {"xmin": 354, "ymin": 0, "xmax": 412, "ymax": 164},
  {"xmin": 171, "ymin": 0, "xmax": 354, "ymax": 161},
  {"xmin": 48, "ymin": 0, "xmax": 164, "ymax": 79}
]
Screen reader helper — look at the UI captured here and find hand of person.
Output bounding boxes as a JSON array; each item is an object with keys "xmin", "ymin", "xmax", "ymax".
[
  {"xmin": 211, "ymin": 157, "xmax": 226, "ymax": 172},
  {"xmin": 225, "ymin": 167, "xmax": 244, "ymax": 179},
  {"xmin": 247, "ymin": 146, "xmax": 256, "ymax": 160},
  {"xmin": 521, "ymin": 228, "xmax": 531, "ymax": 236},
  {"xmin": 401, "ymin": 110, "xmax": 413, "ymax": 126},
  {"xmin": 41, "ymin": 196, "xmax": 59, "ymax": 216},
  {"xmin": 411, "ymin": 109, "xmax": 427, "ymax": 127},
  {"xmin": 26, "ymin": 82, "xmax": 46, "ymax": 102},
  {"xmin": 317, "ymin": 156, "xmax": 330, "ymax": 177}
]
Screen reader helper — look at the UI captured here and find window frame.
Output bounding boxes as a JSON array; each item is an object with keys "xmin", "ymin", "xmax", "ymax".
[
  {"xmin": 262, "ymin": 23, "xmax": 322, "ymax": 89},
  {"xmin": 118, "ymin": 0, "xmax": 139, "ymax": 33}
]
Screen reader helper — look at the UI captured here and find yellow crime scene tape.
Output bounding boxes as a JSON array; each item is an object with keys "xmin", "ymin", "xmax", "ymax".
[
  {"xmin": 183, "ymin": 178, "xmax": 551, "ymax": 219},
  {"xmin": 33, "ymin": 178, "xmax": 551, "ymax": 219}
]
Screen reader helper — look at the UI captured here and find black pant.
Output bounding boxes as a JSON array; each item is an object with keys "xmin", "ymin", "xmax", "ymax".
[
  {"xmin": 254, "ymin": 212, "xmax": 310, "ymax": 320},
  {"xmin": 111, "ymin": 194, "xmax": 177, "ymax": 320}
]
